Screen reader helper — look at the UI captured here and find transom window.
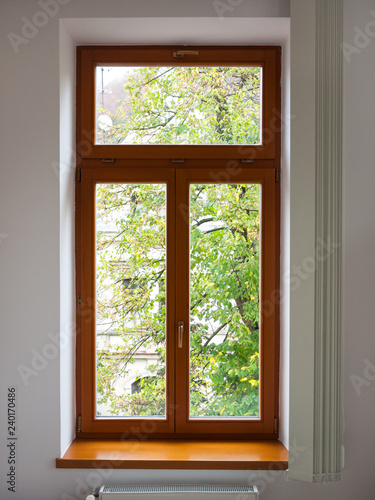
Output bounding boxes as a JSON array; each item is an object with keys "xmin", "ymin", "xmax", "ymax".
[
  {"xmin": 76, "ymin": 46, "xmax": 281, "ymax": 438},
  {"xmin": 95, "ymin": 65, "xmax": 262, "ymax": 145}
]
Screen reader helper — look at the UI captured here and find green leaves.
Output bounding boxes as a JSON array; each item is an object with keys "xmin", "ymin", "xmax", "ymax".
[
  {"xmin": 96, "ymin": 66, "xmax": 261, "ymax": 146},
  {"xmin": 96, "ymin": 183, "xmax": 167, "ymax": 417},
  {"xmin": 95, "ymin": 158, "xmax": 261, "ymax": 420},
  {"xmin": 189, "ymin": 183, "xmax": 260, "ymax": 417}
]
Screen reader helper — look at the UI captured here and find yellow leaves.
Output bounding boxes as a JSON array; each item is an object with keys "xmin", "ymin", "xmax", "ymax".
[
  {"xmin": 250, "ymin": 352, "xmax": 259, "ymax": 360},
  {"xmin": 209, "ymin": 357, "xmax": 216, "ymax": 364},
  {"xmin": 240, "ymin": 377, "xmax": 259, "ymax": 387}
]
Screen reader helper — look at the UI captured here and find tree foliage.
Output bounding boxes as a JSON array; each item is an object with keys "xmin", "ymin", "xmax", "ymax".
[
  {"xmin": 95, "ymin": 66, "xmax": 261, "ymax": 419},
  {"xmin": 97, "ymin": 66, "xmax": 261, "ymax": 145}
]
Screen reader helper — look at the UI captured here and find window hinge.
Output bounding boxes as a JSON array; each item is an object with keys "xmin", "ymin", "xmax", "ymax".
[
  {"xmin": 77, "ymin": 294, "xmax": 81, "ymax": 307},
  {"xmin": 240, "ymin": 158, "xmax": 254, "ymax": 164},
  {"xmin": 101, "ymin": 158, "xmax": 115, "ymax": 163},
  {"xmin": 171, "ymin": 158, "xmax": 185, "ymax": 163},
  {"xmin": 76, "ymin": 167, "xmax": 81, "ymax": 182},
  {"xmin": 274, "ymin": 417, "xmax": 278, "ymax": 434},
  {"xmin": 173, "ymin": 50, "xmax": 199, "ymax": 59},
  {"xmin": 275, "ymin": 169, "xmax": 280, "ymax": 183},
  {"xmin": 77, "ymin": 415, "xmax": 82, "ymax": 433}
]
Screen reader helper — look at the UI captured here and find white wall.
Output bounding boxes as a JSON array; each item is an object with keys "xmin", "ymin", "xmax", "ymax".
[
  {"xmin": 0, "ymin": 0, "xmax": 374, "ymax": 499},
  {"xmin": 341, "ymin": 0, "xmax": 375, "ymax": 490}
]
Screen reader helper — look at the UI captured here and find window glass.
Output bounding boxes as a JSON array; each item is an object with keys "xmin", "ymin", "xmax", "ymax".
[
  {"xmin": 95, "ymin": 183, "xmax": 167, "ymax": 418},
  {"xmin": 95, "ymin": 66, "xmax": 262, "ymax": 146},
  {"xmin": 189, "ymin": 183, "xmax": 261, "ymax": 418}
]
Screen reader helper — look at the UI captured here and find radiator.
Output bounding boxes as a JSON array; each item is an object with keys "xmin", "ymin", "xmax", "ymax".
[{"xmin": 95, "ymin": 484, "xmax": 258, "ymax": 500}]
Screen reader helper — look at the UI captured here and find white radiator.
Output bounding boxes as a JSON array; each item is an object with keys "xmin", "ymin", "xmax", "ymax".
[{"xmin": 94, "ymin": 484, "xmax": 258, "ymax": 500}]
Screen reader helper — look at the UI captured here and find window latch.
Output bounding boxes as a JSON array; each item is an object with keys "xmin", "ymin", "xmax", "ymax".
[
  {"xmin": 178, "ymin": 321, "xmax": 184, "ymax": 348},
  {"xmin": 173, "ymin": 50, "xmax": 199, "ymax": 59}
]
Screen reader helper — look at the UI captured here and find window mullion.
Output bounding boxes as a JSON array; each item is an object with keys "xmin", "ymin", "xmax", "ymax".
[{"xmin": 174, "ymin": 169, "xmax": 190, "ymax": 433}]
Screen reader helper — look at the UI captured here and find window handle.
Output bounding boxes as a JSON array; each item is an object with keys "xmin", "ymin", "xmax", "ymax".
[
  {"xmin": 178, "ymin": 321, "xmax": 184, "ymax": 348},
  {"xmin": 173, "ymin": 50, "xmax": 199, "ymax": 59}
]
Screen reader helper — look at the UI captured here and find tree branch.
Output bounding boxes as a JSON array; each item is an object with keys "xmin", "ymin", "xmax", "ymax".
[{"xmin": 136, "ymin": 67, "xmax": 174, "ymax": 89}]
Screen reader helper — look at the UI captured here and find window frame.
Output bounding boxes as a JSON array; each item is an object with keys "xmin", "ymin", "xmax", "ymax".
[
  {"xmin": 76, "ymin": 46, "xmax": 281, "ymax": 439},
  {"xmin": 76, "ymin": 45, "xmax": 280, "ymax": 160}
]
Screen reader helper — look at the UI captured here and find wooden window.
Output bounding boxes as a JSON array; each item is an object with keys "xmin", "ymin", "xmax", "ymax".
[{"xmin": 76, "ymin": 46, "xmax": 281, "ymax": 438}]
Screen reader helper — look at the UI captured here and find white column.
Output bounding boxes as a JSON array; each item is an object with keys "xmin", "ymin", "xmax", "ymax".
[
  {"xmin": 289, "ymin": 0, "xmax": 343, "ymax": 483},
  {"xmin": 313, "ymin": 0, "xmax": 343, "ymax": 483}
]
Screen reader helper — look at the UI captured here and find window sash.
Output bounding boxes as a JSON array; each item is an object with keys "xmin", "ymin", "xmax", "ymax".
[
  {"xmin": 175, "ymin": 168, "xmax": 278, "ymax": 435},
  {"xmin": 76, "ymin": 45, "xmax": 280, "ymax": 160},
  {"xmin": 78, "ymin": 167, "xmax": 176, "ymax": 435},
  {"xmin": 77, "ymin": 164, "xmax": 279, "ymax": 437}
]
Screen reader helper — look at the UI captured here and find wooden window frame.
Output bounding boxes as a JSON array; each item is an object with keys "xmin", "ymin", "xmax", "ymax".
[
  {"xmin": 76, "ymin": 46, "xmax": 281, "ymax": 440},
  {"xmin": 77, "ymin": 45, "xmax": 280, "ymax": 160}
]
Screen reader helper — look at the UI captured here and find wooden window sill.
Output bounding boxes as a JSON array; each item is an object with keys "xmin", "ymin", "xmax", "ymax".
[{"xmin": 56, "ymin": 439, "xmax": 288, "ymax": 470}]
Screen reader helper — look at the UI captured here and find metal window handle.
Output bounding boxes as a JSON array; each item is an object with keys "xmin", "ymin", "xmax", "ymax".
[
  {"xmin": 173, "ymin": 50, "xmax": 199, "ymax": 59},
  {"xmin": 178, "ymin": 321, "xmax": 184, "ymax": 348}
]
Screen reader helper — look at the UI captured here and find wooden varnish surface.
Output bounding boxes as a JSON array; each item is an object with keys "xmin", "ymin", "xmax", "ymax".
[{"xmin": 56, "ymin": 439, "xmax": 288, "ymax": 470}]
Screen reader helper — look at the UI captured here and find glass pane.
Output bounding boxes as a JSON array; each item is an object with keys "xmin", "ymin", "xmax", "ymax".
[
  {"xmin": 189, "ymin": 184, "xmax": 261, "ymax": 418},
  {"xmin": 95, "ymin": 66, "xmax": 262, "ymax": 145},
  {"xmin": 95, "ymin": 183, "xmax": 167, "ymax": 418}
]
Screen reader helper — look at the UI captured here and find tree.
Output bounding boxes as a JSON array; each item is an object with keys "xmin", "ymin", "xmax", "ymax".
[
  {"xmin": 96, "ymin": 65, "xmax": 261, "ymax": 145},
  {"xmin": 95, "ymin": 66, "xmax": 261, "ymax": 418}
]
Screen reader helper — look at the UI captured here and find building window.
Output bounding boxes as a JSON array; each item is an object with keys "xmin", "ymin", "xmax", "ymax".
[{"xmin": 76, "ymin": 46, "xmax": 281, "ymax": 437}]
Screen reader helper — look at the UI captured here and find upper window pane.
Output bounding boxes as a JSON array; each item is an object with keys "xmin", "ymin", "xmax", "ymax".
[{"xmin": 95, "ymin": 66, "xmax": 262, "ymax": 146}]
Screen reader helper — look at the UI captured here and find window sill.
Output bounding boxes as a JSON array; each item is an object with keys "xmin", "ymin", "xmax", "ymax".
[{"xmin": 56, "ymin": 439, "xmax": 288, "ymax": 470}]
